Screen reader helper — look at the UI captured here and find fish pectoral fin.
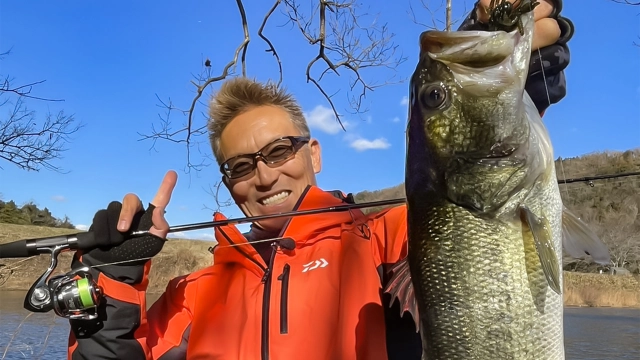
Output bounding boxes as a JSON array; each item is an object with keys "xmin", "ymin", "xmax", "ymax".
[
  {"xmin": 519, "ymin": 205, "xmax": 562, "ymax": 295},
  {"xmin": 383, "ymin": 256, "xmax": 420, "ymax": 333},
  {"xmin": 561, "ymin": 206, "xmax": 611, "ymax": 265}
]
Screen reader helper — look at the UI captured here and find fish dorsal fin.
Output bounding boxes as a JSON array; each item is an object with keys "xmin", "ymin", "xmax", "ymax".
[
  {"xmin": 561, "ymin": 206, "xmax": 611, "ymax": 265},
  {"xmin": 519, "ymin": 205, "xmax": 562, "ymax": 295},
  {"xmin": 383, "ymin": 257, "xmax": 420, "ymax": 333}
]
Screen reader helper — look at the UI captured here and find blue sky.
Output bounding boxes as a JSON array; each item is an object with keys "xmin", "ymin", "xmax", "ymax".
[{"xmin": 1, "ymin": 0, "xmax": 638, "ymax": 241}]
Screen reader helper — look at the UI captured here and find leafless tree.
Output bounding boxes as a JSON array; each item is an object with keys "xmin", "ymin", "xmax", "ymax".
[
  {"xmin": 139, "ymin": 0, "xmax": 406, "ymax": 174},
  {"xmin": 202, "ymin": 181, "xmax": 236, "ymax": 214},
  {"xmin": 407, "ymin": 0, "xmax": 468, "ymax": 31},
  {"xmin": 0, "ymin": 49, "xmax": 83, "ymax": 172}
]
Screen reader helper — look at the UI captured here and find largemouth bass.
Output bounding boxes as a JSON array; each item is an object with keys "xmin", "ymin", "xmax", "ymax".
[{"xmin": 385, "ymin": 2, "xmax": 610, "ymax": 359}]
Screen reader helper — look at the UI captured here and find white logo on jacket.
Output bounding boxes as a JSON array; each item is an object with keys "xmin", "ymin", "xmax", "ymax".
[{"xmin": 302, "ymin": 258, "xmax": 328, "ymax": 272}]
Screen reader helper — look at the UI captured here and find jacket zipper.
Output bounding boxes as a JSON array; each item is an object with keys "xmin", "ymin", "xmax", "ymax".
[
  {"xmin": 277, "ymin": 264, "xmax": 291, "ymax": 334},
  {"xmin": 261, "ymin": 243, "xmax": 278, "ymax": 360},
  {"xmin": 218, "ymin": 228, "xmax": 267, "ymax": 273}
]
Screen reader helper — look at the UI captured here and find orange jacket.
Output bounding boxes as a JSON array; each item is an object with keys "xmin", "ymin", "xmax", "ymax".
[{"xmin": 68, "ymin": 186, "xmax": 412, "ymax": 360}]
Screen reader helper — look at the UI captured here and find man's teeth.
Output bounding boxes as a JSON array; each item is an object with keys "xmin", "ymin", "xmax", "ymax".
[{"xmin": 261, "ymin": 191, "xmax": 290, "ymax": 206}]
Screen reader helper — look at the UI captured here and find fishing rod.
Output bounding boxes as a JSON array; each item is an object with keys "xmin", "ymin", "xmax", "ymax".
[
  {"xmin": 0, "ymin": 197, "xmax": 406, "ymax": 260},
  {"xmin": 0, "ymin": 197, "xmax": 405, "ymax": 320},
  {"xmin": 0, "ymin": 170, "xmax": 635, "ymax": 320},
  {"xmin": 558, "ymin": 171, "xmax": 640, "ymax": 186}
]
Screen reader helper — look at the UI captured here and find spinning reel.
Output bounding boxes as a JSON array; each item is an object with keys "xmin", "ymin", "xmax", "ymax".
[{"xmin": 23, "ymin": 243, "xmax": 103, "ymax": 320}]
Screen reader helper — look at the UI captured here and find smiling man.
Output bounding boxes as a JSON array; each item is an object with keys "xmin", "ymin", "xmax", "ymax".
[
  {"xmin": 211, "ymin": 100, "xmax": 322, "ymax": 262},
  {"xmin": 66, "ymin": 2, "xmax": 573, "ymax": 359}
]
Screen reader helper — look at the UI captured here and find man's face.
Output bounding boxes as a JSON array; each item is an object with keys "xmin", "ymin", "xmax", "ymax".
[{"xmin": 219, "ymin": 105, "xmax": 321, "ymax": 232}]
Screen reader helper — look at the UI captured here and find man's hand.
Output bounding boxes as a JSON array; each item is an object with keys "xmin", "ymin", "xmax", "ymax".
[
  {"xmin": 476, "ymin": 0, "xmax": 561, "ymax": 51},
  {"xmin": 70, "ymin": 170, "xmax": 179, "ymax": 285},
  {"xmin": 116, "ymin": 170, "xmax": 178, "ymax": 238}
]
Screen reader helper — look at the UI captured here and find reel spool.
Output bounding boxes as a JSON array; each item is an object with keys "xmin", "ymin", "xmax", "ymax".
[{"xmin": 49, "ymin": 268, "xmax": 102, "ymax": 319}]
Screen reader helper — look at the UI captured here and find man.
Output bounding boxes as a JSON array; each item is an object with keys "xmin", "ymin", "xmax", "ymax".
[{"xmin": 67, "ymin": 1, "xmax": 573, "ymax": 359}]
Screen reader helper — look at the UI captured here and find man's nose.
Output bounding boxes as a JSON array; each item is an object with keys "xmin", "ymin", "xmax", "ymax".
[{"xmin": 254, "ymin": 160, "xmax": 278, "ymax": 186}]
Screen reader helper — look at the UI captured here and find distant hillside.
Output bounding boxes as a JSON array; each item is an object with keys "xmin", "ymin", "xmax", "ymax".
[
  {"xmin": 353, "ymin": 149, "xmax": 640, "ymax": 274},
  {"xmin": 0, "ymin": 199, "xmax": 75, "ymax": 229}
]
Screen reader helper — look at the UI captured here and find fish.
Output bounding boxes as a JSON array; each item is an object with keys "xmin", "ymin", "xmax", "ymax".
[{"xmin": 384, "ymin": 1, "xmax": 611, "ymax": 359}]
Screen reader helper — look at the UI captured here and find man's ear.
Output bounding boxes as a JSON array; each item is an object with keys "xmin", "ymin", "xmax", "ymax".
[{"xmin": 309, "ymin": 138, "xmax": 322, "ymax": 173}]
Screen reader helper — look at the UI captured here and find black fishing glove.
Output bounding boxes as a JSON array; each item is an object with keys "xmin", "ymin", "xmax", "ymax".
[
  {"xmin": 457, "ymin": 0, "xmax": 574, "ymax": 114},
  {"xmin": 525, "ymin": 14, "xmax": 573, "ymax": 114},
  {"xmin": 70, "ymin": 201, "xmax": 166, "ymax": 285}
]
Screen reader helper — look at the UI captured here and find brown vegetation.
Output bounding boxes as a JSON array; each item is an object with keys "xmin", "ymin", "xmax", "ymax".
[{"xmin": 563, "ymin": 272, "xmax": 640, "ymax": 308}]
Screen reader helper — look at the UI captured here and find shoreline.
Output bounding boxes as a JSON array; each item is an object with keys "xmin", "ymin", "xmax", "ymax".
[{"xmin": 2, "ymin": 272, "xmax": 638, "ymax": 309}]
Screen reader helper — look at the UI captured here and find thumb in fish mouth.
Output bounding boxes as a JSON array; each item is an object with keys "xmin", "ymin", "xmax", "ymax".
[{"xmin": 418, "ymin": 29, "xmax": 516, "ymax": 68}]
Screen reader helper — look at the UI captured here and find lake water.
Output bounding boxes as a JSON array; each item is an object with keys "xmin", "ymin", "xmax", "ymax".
[{"xmin": 0, "ymin": 290, "xmax": 639, "ymax": 359}]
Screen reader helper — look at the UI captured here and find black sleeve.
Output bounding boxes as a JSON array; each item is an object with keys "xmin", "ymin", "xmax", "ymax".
[{"xmin": 457, "ymin": 0, "xmax": 574, "ymax": 115}]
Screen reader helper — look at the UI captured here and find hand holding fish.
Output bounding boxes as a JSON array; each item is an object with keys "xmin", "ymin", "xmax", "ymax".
[{"xmin": 476, "ymin": 0, "xmax": 562, "ymax": 50}]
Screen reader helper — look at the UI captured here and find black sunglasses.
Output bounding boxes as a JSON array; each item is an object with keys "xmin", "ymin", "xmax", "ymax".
[{"xmin": 220, "ymin": 136, "xmax": 311, "ymax": 179}]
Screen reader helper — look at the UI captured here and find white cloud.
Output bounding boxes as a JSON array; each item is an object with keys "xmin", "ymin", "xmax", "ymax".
[
  {"xmin": 400, "ymin": 96, "xmax": 409, "ymax": 106},
  {"xmin": 392, "ymin": 117, "xmax": 400, "ymax": 123},
  {"xmin": 200, "ymin": 232, "xmax": 216, "ymax": 240},
  {"xmin": 168, "ymin": 231, "xmax": 187, "ymax": 239},
  {"xmin": 168, "ymin": 230, "xmax": 217, "ymax": 241},
  {"xmin": 349, "ymin": 137, "xmax": 391, "ymax": 151},
  {"xmin": 52, "ymin": 195, "xmax": 66, "ymax": 202},
  {"xmin": 75, "ymin": 224, "xmax": 89, "ymax": 231},
  {"xmin": 304, "ymin": 105, "xmax": 349, "ymax": 134}
]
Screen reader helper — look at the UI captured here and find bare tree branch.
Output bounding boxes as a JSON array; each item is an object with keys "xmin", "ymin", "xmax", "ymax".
[
  {"xmin": 282, "ymin": 0, "xmax": 406, "ymax": 128},
  {"xmin": 609, "ymin": 0, "xmax": 640, "ymax": 45},
  {"xmin": 138, "ymin": 0, "xmax": 250, "ymax": 173},
  {"xmin": 407, "ymin": 0, "xmax": 470, "ymax": 31},
  {"xmin": 0, "ymin": 50, "xmax": 83, "ymax": 172},
  {"xmin": 259, "ymin": 0, "xmax": 285, "ymax": 86},
  {"xmin": 0, "ymin": 97, "xmax": 82, "ymax": 172},
  {"xmin": 446, "ymin": 0, "xmax": 452, "ymax": 31},
  {"xmin": 202, "ymin": 181, "xmax": 235, "ymax": 214},
  {"xmin": 610, "ymin": 0, "xmax": 640, "ymax": 4}
]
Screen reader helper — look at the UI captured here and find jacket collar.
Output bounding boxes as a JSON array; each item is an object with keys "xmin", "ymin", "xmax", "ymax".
[{"xmin": 210, "ymin": 185, "xmax": 363, "ymax": 269}]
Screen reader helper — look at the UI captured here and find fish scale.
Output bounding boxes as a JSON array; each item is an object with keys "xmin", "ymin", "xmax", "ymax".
[{"xmin": 407, "ymin": 168, "xmax": 565, "ymax": 359}]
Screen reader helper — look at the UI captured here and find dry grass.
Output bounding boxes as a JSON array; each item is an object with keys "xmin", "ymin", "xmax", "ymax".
[
  {"xmin": 0, "ymin": 223, "xmax": 214, "ymax": 294},
  {"xmin": 563, "ymin": 271, "xmax": 640, "ymax": 308},
  {"xmin": 146, "ymin": 238, "xmax": 213, "ymax": 293}
]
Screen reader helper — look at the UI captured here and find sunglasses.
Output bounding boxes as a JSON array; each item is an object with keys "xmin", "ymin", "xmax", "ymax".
[{"xmin": 220, "ymin": 136, "xmax": 311, "ymax": 179}]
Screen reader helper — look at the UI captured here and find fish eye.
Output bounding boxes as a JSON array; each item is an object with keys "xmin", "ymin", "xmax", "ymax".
[{"xmin": 420, "ymin": 84, "xmax": 447, "ymax": 109}]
